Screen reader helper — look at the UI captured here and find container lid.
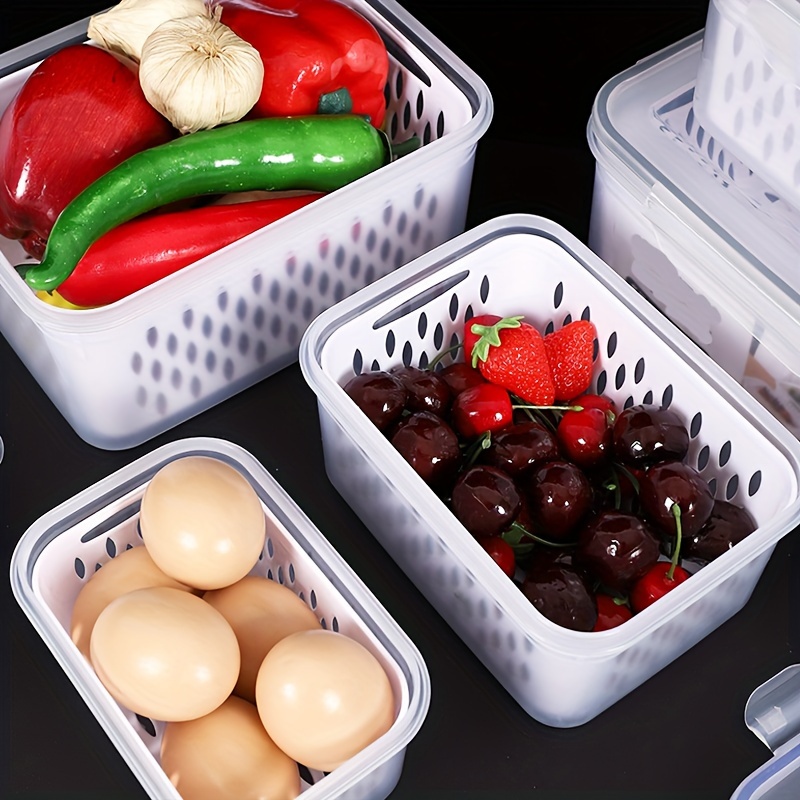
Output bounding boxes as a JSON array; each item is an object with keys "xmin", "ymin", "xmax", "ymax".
[
  {"xmin": 587, "ymin": 31, "xmax": 800, "ymax": 354},
  {"xmin": 731, "ymin": 665, "xmax": 800, "ymax": 799}
]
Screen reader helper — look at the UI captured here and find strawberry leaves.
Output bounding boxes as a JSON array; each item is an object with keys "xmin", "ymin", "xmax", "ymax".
[{"xmin": 465, "ymin": 314, "xmax": 522, "ymax": 367}]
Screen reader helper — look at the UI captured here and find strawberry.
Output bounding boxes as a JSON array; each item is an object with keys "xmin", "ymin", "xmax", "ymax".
[
  {"xmin": 468, "ymin": 315, "xmax": 555, "ymax": 405},
  {"xmin": 543, "ymin": 320, "xmax": 597, "ymax": 401}
]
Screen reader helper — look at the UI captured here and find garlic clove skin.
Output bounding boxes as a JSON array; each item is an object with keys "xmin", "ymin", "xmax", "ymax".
[
  {"xmin": 87, "ymin": 0, "xmax": 211, "ymax": 63},
  {"xmin": 138, "ymin": 14, "xmax": 264, "ymax": 135}
]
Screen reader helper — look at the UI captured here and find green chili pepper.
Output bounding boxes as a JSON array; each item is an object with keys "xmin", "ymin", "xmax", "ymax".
[{"xmin": 19, "ymin": 115, "xmax": 418, "ymax": 293}]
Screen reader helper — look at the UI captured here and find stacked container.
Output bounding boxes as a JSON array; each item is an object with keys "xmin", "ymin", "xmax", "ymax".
[
  {"xmin": 587, "ymin": 28, "xmax": 800, "ymax": 439},
  {"xmin": 587, "ymin": 1, "xmax": 800, "ymax": 790},
  {"xmin": 0, "ymin": 0, "xmax": 492, "ymax": 450}
]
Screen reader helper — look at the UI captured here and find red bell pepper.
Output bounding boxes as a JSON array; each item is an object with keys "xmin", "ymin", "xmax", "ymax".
[
  {"xmin": 0, "ymin": 43, "xmax": 175, "ymax": 259},
  {"xmin": 216, "ymin": 0, "xmax": 389, "ymax": 127},
  {"xmin": 55, "ymin": 193, "xmax": 322, "ymax": 307}
]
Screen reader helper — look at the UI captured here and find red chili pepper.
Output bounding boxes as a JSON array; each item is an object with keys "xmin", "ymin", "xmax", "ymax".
[
  {"xmin": 56, "ymin": 193, "xmax": 321, "ymax": 307},
  {"xmin": 216, "ymin": 0, "xmax": 389, "ymax": 127}
]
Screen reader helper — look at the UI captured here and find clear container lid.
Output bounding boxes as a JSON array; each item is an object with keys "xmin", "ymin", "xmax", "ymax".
[
  {"xmin": 732, "ymin": 665, "xmax": 800, "ymax": 800},
  {"xmin": 587, "ymin": 30, "xmax": 800, "ymax": 369}
]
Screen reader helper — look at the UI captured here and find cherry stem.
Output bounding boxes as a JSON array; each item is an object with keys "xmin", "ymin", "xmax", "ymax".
[
  {"xmin": 426, "ymin": 342, "xmax": 462, "ymax": 371},
  {"xmin": 667, "ymin": 503, "xmax": 683, "ymax": 581},
  {"xmin": 506, "ymin": 522, "xmax": 578, "ymax": 549},
  {"xmin": 462, "ymin": 430, "xmax": 492, "ymax": 468},
  {"xmin": 512, "ymin": 404, "xmax": 582, "ymax": 412}
]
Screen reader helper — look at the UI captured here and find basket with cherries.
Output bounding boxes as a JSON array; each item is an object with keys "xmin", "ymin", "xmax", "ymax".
[{"xmin": 344, "ymin": 314, "xmax": 757, "ymax": 632}]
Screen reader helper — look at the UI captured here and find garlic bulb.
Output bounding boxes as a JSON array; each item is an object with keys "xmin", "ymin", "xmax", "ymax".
[
  {"xmin": 87, "ymin": 0, "xmax": 210, "ymax": 62},
  {"xmin": 138, "ymin": 13, "xmax": 264, "ymax": 135}
]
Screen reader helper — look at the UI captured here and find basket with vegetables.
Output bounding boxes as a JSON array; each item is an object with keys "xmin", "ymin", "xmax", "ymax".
[{"xmin": 0, "ymin": 0, "xmax": 491, "ymax": 449}]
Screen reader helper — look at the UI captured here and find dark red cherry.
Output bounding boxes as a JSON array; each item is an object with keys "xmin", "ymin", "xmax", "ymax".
[
  {"xmin": 391, "ymin": 411, "xmax": 461, "ymax": 490},
  {"xmin": 612, "ymin": 405, "xmax": 690, "ymax": 467},
  {"xmin": 451, "ymin": 465, "xmax": 521, "ymax": 539},
  {"xmin": 481, "ymin": 420, "xmax": 559, "ymax": 476},
  {"xmin": 521, "ymin": 551, "xmax": 597, "ymax": 632},
  {"xmin": 439, "ymin": 361, "xmax": 486, "ymax": 395},
  {"xmin": 525, "ymin": 460, "xmax": 593, "ymax": 541},
  {"xmin": 389, "ymin": 365, "xmax": 452, "ymax": 417},
  {"xmin": 683, "ymin": 499, "xmax": 757, "ymax": 565},
  {"xmin": 639, "ymin": 461, "xmax": 714, "ymax": 540},
  {"xmin": 575, "ymin": 509, "xmax": 661, "ymax": 592},
  {"xmin": 344, "ymin": 371, "xmax": 408, "ymax": 431}
]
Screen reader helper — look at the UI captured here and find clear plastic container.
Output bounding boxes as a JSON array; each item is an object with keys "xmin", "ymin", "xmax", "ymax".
[
  {"xmin": 587, "ymin": 31, "xmax": 800, "ymax": 439},
  {"xmin": 731, "ymin": 665, "xmax": 800, "ymax": 799},
  {"xmin": 694, "ymin": 0, "xmax": 800, "ymax": 209},
  {"xmin": 299, "ymin": 214, "xmax": 800, "ymax": 728},
  {"xmin": 0, "ymin": 0, "xmax": 492, "ymax": 450},
  {"xmin": 9, "ymin": 437, "xmax": 430, "ymax": 800}
]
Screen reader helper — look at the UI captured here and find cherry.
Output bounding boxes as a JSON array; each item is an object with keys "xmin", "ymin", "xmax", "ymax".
[
  {"xmin": 451, "ymin": 464, "xmax": 521, "ymax": 539},
  {"xmin": 521, "ymin": 550, "xmax": 597, "ymax": 632},
  {"xmin": 593, "ymin": 593, "xmax": 633, "ymax": 631},
  {"xmin": 481, "ymin": 420, "xmax": 559, "ymax": 476},
  {"xmin": 557, "ymin": 406, "xmax": 612, "ymax": 468},
  {"xmin": 438, "ymin": 361, "xmax": 486, "ymax": 396},
  {"xmin": 390, "ymin": 411, "xmax": 461, "ymax": 490},
  {"xmin": 479, "ymin": 536, "xmax": 517, "ymax": 578},
  {"xmin": 525, "ymin": 460, "xmax": 593, "ymax": 541},
  {"xmin": 575, "ymin": 509, "xmax": 661, "ymax": 592},
  {"xmin": 639, "ymin": 461, "xmax": 714, "ymax": 540},
  {"xmin": 683, "ymin": 499, "xmax": 757, "ymax": 565},
  {"xmin": 630, "ymin": 504, "xmax": 690, "ymax": 612},
  {"xmin": 612, "ymin": 405, "xmax": 690, "ymax": 467},
  {"xmin": 450, "ymin": 382, "xmax": 513, "ymax": 439},
  {"xmin": 572, "ymin": 392, "xmax": 617, "ymax": 416},
  {"xmin": 344, "ymin": 371, "xmax": 408, "ymax": 432},
  {"xmin": 390, "ymin": 365, "xmax": 452, "ymax": 417}
]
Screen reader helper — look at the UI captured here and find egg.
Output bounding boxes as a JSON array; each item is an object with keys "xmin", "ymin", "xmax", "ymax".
[
  {"xmin": 139, "ymin": 455, "xmax": 265, "ymax": 590},
  {"xmin": 255, "ymin": 629, "xmax": 395, "ymax": 773},
  {"xmin": 160, "ymin": 695, "xmax": 300, "ymax": 800},
  {"xmin": 203, "ymin": 575, "xmax": 321, "ymax": 703},
  {"xmin": 70, "ymin": 545, "xmax": 196, "ymax": 659},
  {"xmin": 90, "ymin": 586, "xmax": 240, "ymax": 721}
]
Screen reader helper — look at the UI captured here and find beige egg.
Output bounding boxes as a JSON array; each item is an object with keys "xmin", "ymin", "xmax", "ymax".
[
  {"xmin": 161, "ymin": 695, "xmax": 300, "ymax": 800},
  {"xmin": 203, "ymin": 575, "xmax": 321, "ymax": 703},
  {"xmin": 71, "ymin": 545, "xmax": 196, "ymax": 660},
  {"xmin": 255, "ymin": 629, "xmax": 395, "ymax": 773},
  {"xmin": 90, "ymin": 586, "xmax": 240, "ymax": 722},
  {"xmin": 140, "ymin": 456, "xmax": 265, "ymax": 590}
]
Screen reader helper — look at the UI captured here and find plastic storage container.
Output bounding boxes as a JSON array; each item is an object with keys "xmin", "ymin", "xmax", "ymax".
[
  {"xmin": 731, "ymin": 665, "xmax": 800, "ymax": 799},
  {"xmin": 587, "ymin": 31, "xmax": 800, "ymax": 439},
  {"xmin": 299, "ymin": 214, "xmax": 800, "ymax": 728},
  {"xmin": 10, "ymin": 437, "xmax": 430, "ymax": 800},
  {"xmin": 0, "ymin": 0, "xmax": 492, "ymax": 450},
  {"xmin": 694, "ymin": 0, "xmax": 800, "ymax": 209}
]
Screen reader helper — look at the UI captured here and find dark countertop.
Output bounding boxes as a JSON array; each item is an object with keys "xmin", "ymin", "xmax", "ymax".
[{"xmin": 3, "ymin": 2, "xmax": 799, "ymax": 798}]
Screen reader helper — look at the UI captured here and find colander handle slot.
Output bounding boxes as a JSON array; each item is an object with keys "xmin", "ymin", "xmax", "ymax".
[{"xmin": 371, "ymin": 269, "xmax": 470, "ymax": 329}]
